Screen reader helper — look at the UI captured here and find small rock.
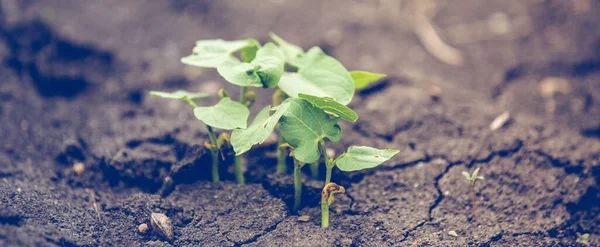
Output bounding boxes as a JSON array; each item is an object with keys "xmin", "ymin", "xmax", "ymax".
[
  {"xmin": 297, "ymin": 215, "xmax": 310, "ymax": 222},
  {"xmin": 490, "ymin": 111, "xmax": 510, "ymax": 131},
  {"xmin": 151, "ymin": 213, "xmax": 174, "ymax": 241},
  {"xmin": 138, "ymin": 223, "xmax": 149, "ymax": 234},
  {"xmin": 73, "ymin": 162, "xmax": 85, "ymax": 175},
  {"xmin": 448, "ymin": 230, "xmax": 458, "ymax": 237},
  {"xmin": 429, "ymin": 86, "xmax": 442, "ymax": 101},
  {"xmin": 340, "ymin": 237, "xmax": 353, "ymax": 246}
]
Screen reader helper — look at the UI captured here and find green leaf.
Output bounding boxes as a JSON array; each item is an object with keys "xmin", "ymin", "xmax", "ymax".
[
  {"xmin": 335, "ymin": 146, "xmax": 399, "ymax": 172},
  {"xmin": 277, "ymin": 47, "xmax": 354, "ymax": 105},
  {"xmin": 149, "ymin": 90, "xmax": 209, "ymax": 100},
  {"xmin": 193, "ymin": 98, "xmax": 249, "ymax": 130},
  {"xmin": 269, "ymin": 32, "xmax": 305, "ymax": 66},
  {"xmin": 279, "ymin": 98, "xmax": 342, "ymax": 163},
  {"xmin": 231, "ymin": 103, "xmax": 290, "ymax": 155},
  {"xmin": 298, "ymin": 93, "xmax": 358, "ymax": 122},
  {"xmin": 217, "ymin": 43, "xmax": 284, "ymax": 88},
  {"xmin": 181, "ymin": 39, "xmax": 254, "ymax": 68},
  {"xmin": 240, "ymin": 39, "xmax": 260, "ymax": 62},
  {"xmin": 350, "ymin": 71, "xmax": 387, "ymax": 90}
]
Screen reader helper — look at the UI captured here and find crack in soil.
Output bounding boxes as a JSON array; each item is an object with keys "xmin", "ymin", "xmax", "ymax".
[{"xmin": 236, "ymin": 217, "xmax": 286, "ymax": 246}]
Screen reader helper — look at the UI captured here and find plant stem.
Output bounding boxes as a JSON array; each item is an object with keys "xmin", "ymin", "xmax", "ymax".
[
  {"xmin": 273, "ymin": 89, "xmax": 287, "ymax": 174},
  {"xmin": 321, "ymin": 195, "xmax": 329, "ymax": 228},
  {"xmin": 276, "ymin": 135, "xmax": 287, "ymax": 173},
  {"xmin": 320, "ymin": 140, "xmax": 334, "ymax": 184},
  {"xmin": 232, "ymin": 86, "xmax": 248, "ymax": 185},
  {"xmin": 206, "ymin": 126, "xmax": 220, "ymax": 183},
  {"xmin": 310, "ymin": 161, "xmax": 319, "ymax": 179},
  {"xmin": 293, "ymin": 158, "xmax": 302, "ymax": 214}
]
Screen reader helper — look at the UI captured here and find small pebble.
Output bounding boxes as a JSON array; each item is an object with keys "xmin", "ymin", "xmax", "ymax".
[
  {"xmin": 429, "ymin": 86, "xmax": 442, "ymax": 101},
  {"xmin": 448, "ymin": 230, "xmax": 458, "ymax": 237},
  {"xmin": 297, "ymin": 215, "xmax": 310, "ymax": 222},
  {"xmin": 139, "ymin": 223, "xmax": 149, "ymax": 233},
  {"xmin": 73, "ymin": 162, "xmax": 85, "ymax": 175},
  {"xmin": 490, "ymin": 111, "xmax": 510, "ymax": 131},
  {"xmin": 1, "ymin": 178, "xmax": 7, "ymax": 183}
]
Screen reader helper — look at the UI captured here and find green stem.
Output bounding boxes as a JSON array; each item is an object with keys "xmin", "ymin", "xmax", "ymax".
[
  {"xmin": 325, "ymin": 166, "xmax": 333, "ymax": 185},
  {"xmin": 232, "ymin": 86, "xmax": 248, "ymax": 185},
  {"xmin": 310, "ymin": 161, "xmax": 319, "ymax": 179},
  {"xmin": 206, "ymin": 126, "xmax": 220, "ymax": 183},
  {"xmin": 320, "ymin": 140, "xmax": 334, "ymax": 184},
  {"xmin": 276, "ymin": 135, "xmax": 287, "ymax": 173},
  {"xmin": 239, "ymin": 86, "xmax": 247, "ymax": 103},
  {"xmin": 321, "ymin": 196, "xmax": 329, "ymax": 228},
  {"xmin": 293, "ymin": 158, "xmax": 302, "ymax": 214},
  {"xmin": 234, "ymin": 155, "xmax": 245, "ymax": 185},
  {"xmin": 273, "ymin": 89, "xmax": 287, "ymax": 174}
]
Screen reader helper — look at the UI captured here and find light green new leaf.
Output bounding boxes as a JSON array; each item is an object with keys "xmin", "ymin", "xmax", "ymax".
[
  {"xmin": 335, "ymin": 146, "xmax": 399, "ymax": 172},
  {"xmin": 149, "ymin": 90, "xmax": 209, "ymax": 100},
  {"xmin": 181, "ymin": 39, "xmax": 254, "ymax": 68},
  {"xmin": 279, "ymin": 98, "xmax": 342, "ymax": 164},
  {"xmin": 231, "ymin": 103, "xmax": 290, "ymax": 155},
  {"xmin": 350, "ymin": 71, "xmax": 387, "ymax": 90},
  {"xmin": 193, "ymin": 98, "xmax": 249, "ymax": 130},
  {"xmin": 277, "ymin": 47, "xmax": 354, "ymax": 105},
  {"xmin": 298, "ymin": 93, "xmax": 358, "ymax": 122},
  {"xmin": 269, "ymin": 32, "xmax": 305, "ymax": 66},
  {"xmin": 217, "ymin": 43, "xmax": 285, "ymax": 88},
  {"xmin": 240, "ymin": 39, "xmax": 260, "ymax": 62}
]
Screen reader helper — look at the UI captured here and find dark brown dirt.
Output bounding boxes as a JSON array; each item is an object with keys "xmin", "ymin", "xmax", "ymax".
[{"xmin": 1, "ymin": 0, "xmax": 600, "ymax": 246}]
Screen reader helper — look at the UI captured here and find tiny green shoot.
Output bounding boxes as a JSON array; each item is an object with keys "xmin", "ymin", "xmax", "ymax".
[
  {"xmin": 462, "ymin": 168, "xmax": 485, "ymax": 187},
  {"xmin": 577, "ymin": 233, "xmax": 590, "ymax": 246}
]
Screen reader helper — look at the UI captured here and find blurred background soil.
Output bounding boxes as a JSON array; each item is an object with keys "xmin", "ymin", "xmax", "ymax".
[{"xmin": 1, "ymin": 0, "xmax": 599, "ymax": 246}]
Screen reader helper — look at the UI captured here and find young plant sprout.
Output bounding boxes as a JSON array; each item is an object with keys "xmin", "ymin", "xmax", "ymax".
[
  {"xmin": 151, "ymin": 33, "xmax": 394, "ymax": 228},
  {"xmin": 462, "ymin": 167, "xmax": 485, "ymax": 186},
  {"xmin": 576, "ymin": 233, "xmax": 590, "ymax": 246}
]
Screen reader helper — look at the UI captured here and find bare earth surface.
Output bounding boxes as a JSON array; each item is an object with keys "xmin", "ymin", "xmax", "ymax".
[{"xmin": 1, "ymin": 0, "xmax": 599, "ymax": 246}]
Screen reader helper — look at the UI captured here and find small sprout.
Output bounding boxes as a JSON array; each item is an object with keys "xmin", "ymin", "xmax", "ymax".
[
  {"xmin": 321, "ymin": 182, "xmax": 345, "ymax": 228},
  {"xmin": 73, "ymin": 162, "xmax": 85, "ymax": 175},
  {"xmin": 138, "ymin": 223, "xmax": 149, "ymax": 234},
  {"xmin": 462, "ymin": 167, "xmax": 485, "ymax": 187},
  {"xmin": 150, "ymin": 213, "xmax": 173, "ymax": 241},
  {"xmin": 218, "ymin": 88, "xmax": 229, "ymax": 99},
  {"xmin": 448, "ymin": 230, "xmax": 458, "ymax": 237},
  {"xmin": 576, "ymin": 233, "xmax": 590, "ymax": 246}
]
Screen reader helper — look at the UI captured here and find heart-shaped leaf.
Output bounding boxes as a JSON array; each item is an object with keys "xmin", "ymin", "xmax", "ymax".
[
  {"xmin": 350, "ymin": 71, "xmax": 387, "ymax": 90},
  {"xmin": 181, "ymin": 39, "xmax": 256, "ymax": 68},
  {"xmin": 193, "ymin": 98, "xmax": 249, "ymax": 130},
  {"xmin": 269, "ymin": 32, "xmax": 305, "ymax": 67},
  {"xmin": 231, "ymin": 103, "xmax": 290, "ymax": 155},
  {"xmin": 278, "ymin": 98, "xmax": 342, "ymax": 164},
  {"xmin": 217, "ymin": 43, "xmax": 284, "ymax": 88},
  {"xmin": 335, "ymin": 146, "xmax": 399, "ymax": 172},
  {"xmin": 150, "ymin": 90, "xmax": 209, "ymax": 100},
  {"xmin": 277, "ymin": 47, "xmax": 354, "ymax": 105},
  {"xmin": 298, "ymin": 93, "xmax": 358, "ymax": 122}
]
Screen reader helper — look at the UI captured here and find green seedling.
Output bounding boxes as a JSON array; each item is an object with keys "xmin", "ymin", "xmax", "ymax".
[
  {"xmin": 151, "ymin": 34, "xmax": 392, "ymax": 227},
  {"xmin": 577, "ymin": 233, "xmax": 590, "ymax": 246},
  {"xmin": 321, "ymin": 183, "xmax": 345, "ymax": 228},
  {"xmin": 462, "ymin": 168, "xmax": 485, "ymax": 187}
]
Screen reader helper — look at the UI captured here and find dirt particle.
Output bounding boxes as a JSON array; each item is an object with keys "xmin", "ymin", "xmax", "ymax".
[
  {"xmin": 297, "ymin": 215, "xmax": 310, "ymax": 222},
  {"xmin": 428, "ymin": 86, "xmax": 442, "ymax": 101},
  {"xmin": 448, "ymin": 230, "xmax": 458, "ymax": 237},
  {"xmin": 150, "ymin": 213, "xmax": 173, "ymax": 241},
  {"xmin": 3, "ymin": 144, "xmax": 14, "ymax": 154},
  {"xmin": 138, "ymin": 223, "xmax": 149, "ymax": 234},
  {"xmin": 73, "ymin": 162, "xmax": 85, "ymax": 175}
]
